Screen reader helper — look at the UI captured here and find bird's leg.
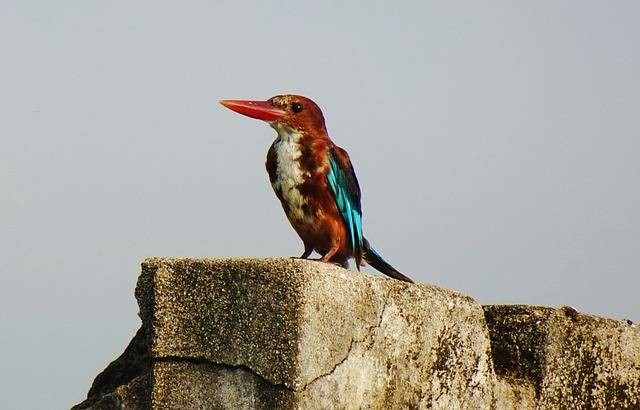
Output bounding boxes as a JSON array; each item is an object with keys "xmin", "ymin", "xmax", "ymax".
[
  {"xmin": 320, "ymin": 242, "xmax": 340, "ymax": 263},
  {"xmin": 299, "ymin": 246, "xmax": 313, "ymax": 259},
  {"xmin": 291, "ymin": 242, "xmax": 314, "ymax": 260},
  {"xmin": 320, "ymin": 242, "xmax": 350, "ymax": 268},
  {"xmin": 300, "ymin": 242, "xmax": 313, "ymax": 259}
]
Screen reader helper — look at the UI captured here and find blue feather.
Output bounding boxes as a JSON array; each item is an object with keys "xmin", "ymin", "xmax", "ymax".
[{"xmin": 327, "ymin": 153, "xmax": 364, "ymax": 263}]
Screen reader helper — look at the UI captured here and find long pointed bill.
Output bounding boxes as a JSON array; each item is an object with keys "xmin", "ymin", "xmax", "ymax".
[{"xmin": 219, "ymin": 99, "xmax": 286, "ymax": 122}]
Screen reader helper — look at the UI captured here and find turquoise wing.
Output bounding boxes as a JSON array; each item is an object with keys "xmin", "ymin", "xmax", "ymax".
[{"xmin": 327, "ymin": 146, "xmax": 364, "ymax": 267}]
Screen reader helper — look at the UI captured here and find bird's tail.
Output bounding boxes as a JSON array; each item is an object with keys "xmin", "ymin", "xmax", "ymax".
[{"xmin": 362, "ymin": 238, "xmax": 414, "ymax": 283}]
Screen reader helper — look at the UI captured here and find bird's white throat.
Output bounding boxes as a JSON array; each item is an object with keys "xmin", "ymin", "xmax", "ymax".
[{"xmin": 270, "ymin": 123, "xmax": 311, "ymax": 223}]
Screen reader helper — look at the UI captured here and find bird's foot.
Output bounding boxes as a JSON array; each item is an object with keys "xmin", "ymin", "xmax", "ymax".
[{"xmin": 290, "ymin": 256, "xmax": 321, "ymax": 261}]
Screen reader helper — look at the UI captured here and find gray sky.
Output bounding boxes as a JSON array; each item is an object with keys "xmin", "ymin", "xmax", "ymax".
[{"xmin": 1, "ymin": 1, "xmax": 639, "ymax": 408}]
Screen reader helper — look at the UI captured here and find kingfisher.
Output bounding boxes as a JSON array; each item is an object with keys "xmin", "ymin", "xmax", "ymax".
[{"xmin": 220, "ymin": 95, "xmax": 413, "ymax": 283}]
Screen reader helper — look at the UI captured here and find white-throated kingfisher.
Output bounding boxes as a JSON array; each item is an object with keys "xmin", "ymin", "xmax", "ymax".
[{"xmin": 220, "ymin": 95, "xmax": 413, "ymax": 283}]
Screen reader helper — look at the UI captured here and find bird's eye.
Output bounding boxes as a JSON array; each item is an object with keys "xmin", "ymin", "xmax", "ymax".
[{"xmin": 291, "ymin": 103, "xmax": 303, "ymax": 113}]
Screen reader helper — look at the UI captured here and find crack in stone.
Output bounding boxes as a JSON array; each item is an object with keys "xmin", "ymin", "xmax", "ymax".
[
  {"xmin": 149, "ymin": 285, "xmax": 397, "ymax": 394},
  {"xmin": 299, "ymin": 286, "xmax": 395, "ymax": 391},
  {"xmin": 155, "ymin": 355, "xmax": 287, "ymax": 389}
]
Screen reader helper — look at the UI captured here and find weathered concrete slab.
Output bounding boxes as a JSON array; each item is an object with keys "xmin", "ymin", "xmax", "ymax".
[
  {"xmin": 74, "ymin": 258, "xmax": 640, "ymax": 409},
  {"xmin": 142, "ymin": 258, "xmax": 494, "ymax": 409},
  {"xmin": 76, "ymin": 258, "xmax": 495, "ymax": 409},
  {"xmin": 484, "ymin": 305, "xmax": 640, "ymax": 409}
]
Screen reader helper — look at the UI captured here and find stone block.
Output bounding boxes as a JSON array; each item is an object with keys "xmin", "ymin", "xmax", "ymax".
[
  {"xmin": 74, "ymin": 259, "xmax": 640, "ymax": 409},
  {"xmin": 484, "ymin": 305, "xmax": 640, "ymax": 409},
  {"xmin": 77, "ymin": 258, "xmax": 494, "ymax": 409}
]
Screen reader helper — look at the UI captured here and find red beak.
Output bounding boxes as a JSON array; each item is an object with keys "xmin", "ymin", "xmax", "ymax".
[{"xmin": 219, "ymin": 99, "xmax": 286, "ymax": 122}]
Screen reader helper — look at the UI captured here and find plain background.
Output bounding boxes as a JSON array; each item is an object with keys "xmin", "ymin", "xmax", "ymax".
[{"xmin": 1, "ymin": 2, "xmax": 639, "ymax": 408}]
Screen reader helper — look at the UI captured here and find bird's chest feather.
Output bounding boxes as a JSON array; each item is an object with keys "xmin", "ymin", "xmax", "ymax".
[{"xmin": 268, "ymin": 135, "xmax": 313, "ymax": 224}]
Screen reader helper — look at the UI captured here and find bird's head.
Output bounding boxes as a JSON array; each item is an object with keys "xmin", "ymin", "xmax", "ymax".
[{"xmin": 220, "ymin": 94, "xmax": 327, "ymax": 137}]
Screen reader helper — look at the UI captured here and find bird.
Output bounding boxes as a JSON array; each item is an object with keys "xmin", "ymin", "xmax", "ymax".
[{"xmin": 219, "ymin": 95, "xmax": 413, "ymax": 283}]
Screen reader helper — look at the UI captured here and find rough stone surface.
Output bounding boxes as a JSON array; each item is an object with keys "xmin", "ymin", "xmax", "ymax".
[
  {"xmin": 485, "ymin": 305, "xmax": 640, "ymax": 410},
  {"xmin": 152, "ymin": 361, "xmax": 291, "ymax": 409},
  {"xmin": 75, "ymin": 374, "xmax": 150, "ymax": 410},
  {"xmin": 73, "ymin": 326, "xmax": 151, "ymax": 409},
  {"xmin": 141, "ymin": 258, "xmax": 493, "ymax": 409},
  {"xmin": 74, "ymin": 258, "xmax": 640, "ymax": 409}
]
